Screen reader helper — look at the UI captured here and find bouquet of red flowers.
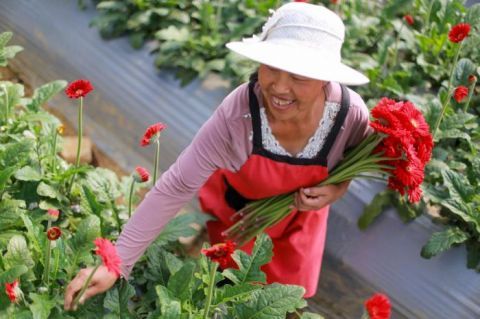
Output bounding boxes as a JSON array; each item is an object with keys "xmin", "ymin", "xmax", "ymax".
[{"xmin": 224, "ymin": 98, "xmax": 433, "ymax": 246}]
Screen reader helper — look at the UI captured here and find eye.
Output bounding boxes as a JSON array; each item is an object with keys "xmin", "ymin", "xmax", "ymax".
[{"xmin": 292, "ymin": 75, "xmax": 309, "ymax": 82}]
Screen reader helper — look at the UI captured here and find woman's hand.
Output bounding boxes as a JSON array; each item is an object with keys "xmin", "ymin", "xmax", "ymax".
[
  {"xmin": 64, "ymin": 265, "xmax": 118, "ymax": 311},
  {"xmin": 293, "ymin": 180, "xmax": 351, "ymax": 211}
]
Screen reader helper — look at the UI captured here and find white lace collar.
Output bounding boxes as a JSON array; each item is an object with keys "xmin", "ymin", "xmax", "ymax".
[{"xmin": 258, "ymin": 102, "xmax": 341, "ymax": 158}]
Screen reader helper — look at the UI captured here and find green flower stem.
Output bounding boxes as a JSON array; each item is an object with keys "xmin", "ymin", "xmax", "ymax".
[
  {"xmin": 128, "ymin": 179, "xmax": 136, "ymax": 218},
  {"xmin": 463, "ymin": 79, "xmax": 477, "ymax": 113},
  {"xmin": 68, "ymin": 97, "xmax": 84, "ymax": 194},
  {"xmin": 43, "ymin": 239, "xmax": 52, "ymax": 288},
  {"xmin": 72, "ymin": 263, "xmax": 100, "ymax": 309},
  {"xmin": 2, "ymin": 85, "xmax": 8, "ymax": 122},
  {"xmin": 51, "ymin": 130, "xmax": 59, "ymax": 174},
  {"xmin": 153, "ymin": 139, "xmax": 160, "ymax": 185},
  {"xmin": 111, "ymin": 203, "xmax": 122, "ymax": 233},
  {"xmin": 391, "ymin": 24, "xmax": 404, "ymax": 69},
  {"xmin": 203, "ymin": 262, "xmax": 218, "ymax": 319},
  {"xmin": 432, "ymin": 42, "xmax": 463, "ymax": 139}
]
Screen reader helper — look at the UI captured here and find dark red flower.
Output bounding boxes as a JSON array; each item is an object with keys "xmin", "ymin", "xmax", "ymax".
[
  {"xmin": 47, "ymin": 226, "xmax": 62, "ymax": 241},
  {"xmin": 365, "ymin": 293, "xmax": 391, "ymax": 319},
  {"xmin": 403, "ymin": 15, "xmax": 414, "ymax": 26},
  {"xmin": 140, "ymin": 122, "xmax": 167, "ymax": 146},
  {"xmin": 65, "ymin": 79, "xmax": 94, "ymax": 99},
  {"xmin": 5, "ymin": 280, "xmax": 22, "ymax": 303},
  {"xmin": 94, "ymin": 238, "xmax": 122, "ymax": 277},
  {"xmin": 448, "ymin": 23, "xmax": 471, "ymax": 43},
  {"xmin": 330, "ymin": 0, "xmax": 338, "ymax": 3},
  {"xmin": 134, "ymin": 166, "xmax": 150, "ymax": 183},
  {"xmin": 201, "ymin": 241, "xmax": 236, "ymax": 269},
  {"xmin": 468, "ymin": 75, "xmax": 477, "ymax": 84},
  {"xmin": 453, "ymin": 86, "xmax": 469, "ymax": 103}
]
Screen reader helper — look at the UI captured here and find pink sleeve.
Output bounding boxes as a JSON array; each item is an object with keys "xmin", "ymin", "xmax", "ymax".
[{"xmin": 115, "ymin": 94, "xmax": 236, "ymax": 278}]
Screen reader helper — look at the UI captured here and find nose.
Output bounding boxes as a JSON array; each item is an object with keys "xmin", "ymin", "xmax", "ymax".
[{"xmin": 272, "ymin": 71, "xmax": 291, "ymax": 94}]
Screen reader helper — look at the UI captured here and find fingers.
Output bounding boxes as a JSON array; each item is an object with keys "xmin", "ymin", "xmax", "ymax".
[
  {"xmin": 78, "ymin": 284, "xmax": 104, "ymax": 305},
  {"xmin": 64, "ymin": 268, "xmax": 91, "ymax": 311},
  {"xmin": 64, "ymin": 266, "xmax": 118, "ymax": 311}
]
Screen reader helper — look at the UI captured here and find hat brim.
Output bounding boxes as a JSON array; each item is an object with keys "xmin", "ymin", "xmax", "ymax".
[{"xmin": 227, "ymin": 41, "xmax": 369, "ymax": 86}]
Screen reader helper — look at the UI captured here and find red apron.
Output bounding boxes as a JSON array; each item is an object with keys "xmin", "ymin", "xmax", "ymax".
[{"xmin": 199, "ymin": 81, "xmax": 350, "ymax": 297}]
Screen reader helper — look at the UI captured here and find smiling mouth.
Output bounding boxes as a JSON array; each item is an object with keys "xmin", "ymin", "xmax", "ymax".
[{"xmin": 271, "ymin": 96, "xmax": 295, "ymax": 109}]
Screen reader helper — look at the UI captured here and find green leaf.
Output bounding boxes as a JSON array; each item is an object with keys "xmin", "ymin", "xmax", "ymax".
[
  {"xmin": 14, "ymin": 166, "xmax": 42, "ymax": 182},
  {"xmin": 103, "ymin": 281, "xmax": 135, "ymax": 319},
  {"xmin": 0, "ymin": 140, "xmax": 33, "ymax": 170},
  {"xmin": 453, "ymin": 58, "xmax": 477, "ymax": 86},
  {"xmin": 223, "ymin": 233, "xmax": 273, "ymax": 285},
  {"xmin": 83, "ymin": 168, "xmax": 121, "ymax": 203},
  {"xmin": 435, "ymin": 128, "xmax": 471, "ymax": 142},
  {"xmin": 0, "ymin": 199, "xmax": 25, "ymax": 232},
  {"xmin": 214, "ymin": 283, "xmax": 261, "ymax": 305},
  {"xmin": 421, "ymin": 227, "xmax": 469, "ymax": 259},
  {"xmin": 19, "ymin": 212, "xmax": 43, "ymax": 259},
  {"xmin": 0, "ymin": 265, "xmax": 28, "ymax": 285},
  {"xmin": 155, "ymin": 26, "xmax": 190, "ymax": 42},
  {"xmin": 234, "ymin": 284, "xmax": 305, "ymax": 319},
  {"xmin": 145, "ymin": 248, "xmax": 182, "ymax": 286},
  {"xmin": 442, "ymin": 169, "xmax": 474, "ymax": 203},
  {"xmin": 37, "ymin": 182, "xmax": 61, "ymax": 199},
  {"xmin": 0, "ymin": 167, "xmax": 16, "ymax": 193},
  {"xmin": 167, "ymin": 261, "xmax": 196, "ymax": 301},
  {"xmin": 0, "ymin": 82, "xmax": 24, "ymax": 116},
  {"xmin": 21, "ymin": 112, "xmax": 62, "ymax": 126},
  {"xmin": 154, "ymin": 211, "xmax": 214, "ymax": 247},
  {"xmin": 155, "ymin": 285, "xmax": 181, "ymax": 319},
  {"xmin": 68, "ymin": 215, "xmax": 101, "ymax": 271},
  {"xmin": 358, "ymin": 190, "xmax": 392, "ymax": 230},
  {"xmin": 29, "ymin": 293, "xmax": 56, "ymax": 319},
  {"xmin": 82, "ymin": 185, "xmax": 106, "ymax": 220},
  {"xmin": 26, "ymin": 80, "xmax": 67, "ymax": 112},
  {"xmin": 0, "ymin": 31, "xmax": 12, "ymax": 47},
  {"xmin": 3, "ymin": 235, "xmax": 35, "ymax": 270}
]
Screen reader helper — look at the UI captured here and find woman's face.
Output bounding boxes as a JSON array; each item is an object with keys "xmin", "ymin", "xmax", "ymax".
[{"xmin": 258, "ymin": 64, "xmax": 327, "ymax": 122}]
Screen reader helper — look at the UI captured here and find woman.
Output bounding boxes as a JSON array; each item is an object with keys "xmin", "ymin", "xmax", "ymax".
[{"xmin": 64, "ymin": 2, "xmax": 370, "ymax": 310}]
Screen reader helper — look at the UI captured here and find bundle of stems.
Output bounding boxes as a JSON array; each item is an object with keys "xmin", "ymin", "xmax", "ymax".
[{"xmin": 224, "ymin": 134, "xmax": 393, "ymax": 246}]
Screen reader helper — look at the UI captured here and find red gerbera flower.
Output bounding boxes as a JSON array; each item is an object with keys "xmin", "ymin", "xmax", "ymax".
[
  {"xmin": 365, "ymin": 293, "xmax": 391, "ymax": 319},
  {"xmin": 403, "ymin": 15, "xmax": 414, "ymax": 26},
  {"xmin": 134, "ymin": 166, "xmax": 150, "ymax": 183},
  {"xmin": 94, "ymin": 238, "xmax": 122, "ymax": 277},
  {"xmin": 140, "ymin": 122, "xmax": 167, "ymax": 146},
  {"xmin": 448, "ymin": 23, "xmax": 471, "ymax": 43},
  {"xmin": 453, "ymin": 86, "xmax": 469, "ymax": 103},
  {"xmin": 5, "ymin": 280, "xmax": 23, "ymax": 303},
  {"xmin": 47, "ymin": 226, "xmax": 62, "ymax": 241},
  {"xmin": 407, "ymin": 186, "xmax": 422, "ymax": 203},
  {"xmin": 201, "ymin": 241, "xmax": 236, "ymax": 269},
  {"xmin": 65, "ymin": 79, "xmax": 94, "ymax": 99}
]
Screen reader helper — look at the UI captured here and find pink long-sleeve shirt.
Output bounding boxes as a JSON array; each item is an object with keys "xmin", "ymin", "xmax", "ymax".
[{"xmin": 116, "ymin": 81, "xmax": 371, "ymax": 278}]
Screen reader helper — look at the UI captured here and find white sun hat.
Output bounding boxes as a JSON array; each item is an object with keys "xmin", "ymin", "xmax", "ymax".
[{"xmin": 226, "ymin": 2, "xmax": 369, "ymax": 85}]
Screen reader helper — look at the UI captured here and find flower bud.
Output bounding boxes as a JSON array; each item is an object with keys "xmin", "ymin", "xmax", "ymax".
[{"xmin": 47, "ymin": 208, "xmax": 60, "ymax": 222}]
